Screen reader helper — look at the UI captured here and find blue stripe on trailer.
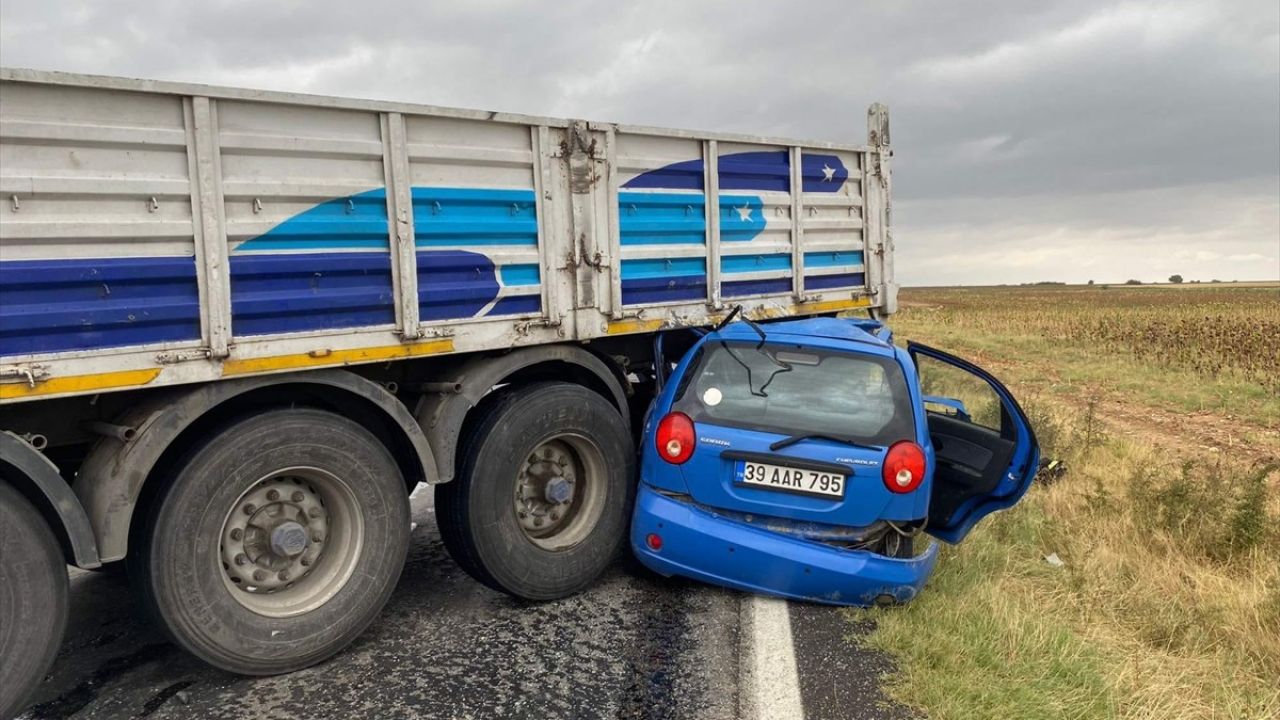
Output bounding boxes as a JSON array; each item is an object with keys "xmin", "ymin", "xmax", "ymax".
[
  {"xmin": 417, "ymin": 250, "xmax": 502, "ymax": 321},
  {"xmin": 236, "ymin": 186, "xmax": 540, "ymax": 252},
  {"xmin": 228, "ymin": 187, "xmax": 539, "ymax": 334},
  {"xmin": 0, "ymin": 256, "xmax": 201, "ymax": 355},
  {"xmin": 621, "ymin": 275, "xmax": 707, "ymax": 305},
  {"xmin": 487, "ymin": 294, "xmax": 542, "ymax": 317},
  {"xmin": 234, "ymin": 189, "xmax": 390, "ymax": 252},
  {"xmin": 797, "ymin": 153, "xmax": 850, "ymax": 192},
  {"xmin": 622, "ymin": 151, "xmax": 850, "ymax": 194},
  {"xmin": 618, "ymin": 192, "xmax": 706, "ymax": 245},
  {"xmin": 805, "ymin": 272, "xmax": 866, "ymax": 291},
  {"xmin": 620, "ymin": 257, "xmax": 706, "ymax": 279},
  {"xmin": 231, "ymin": 248, "xmax": 520, "ymax": 336},
  {"xmin": 229, "ymin": 252, "xmax": 396, "ymax": 336},
  {"xmin": 803, "ymin": 250, "xmax": 864, "ymax": 269},
  {"xmin": 620, "ymin": 159, "xmax": 705, "ymax": 191},
  {"xmin": 499, "ymin": 264, "xmax": 541, "ymax": 286},
  {"xmin": 719, "ymin": 151, "xmax": 791, "ymax": 192},
  {"xmin": 617, "ymin": 192, "xmax": 767, "ymax": 245},
  {"xmin": 721, "ymin": 254, "xmax": 792, "ymax": 274},
  {"xmin": 722, "ymin": 277, "xmax": 793, "ymax": 297},
  {"xmin": 620, "ymin": 256, "xmax": 707, "ymax": 304},
  {"xmin": 718, "ymin": 195, "xmax": 766, "ymax": 242},
  {"xmin": 413, "ymin": 187, "xmax": 538, "ymax": 247}
]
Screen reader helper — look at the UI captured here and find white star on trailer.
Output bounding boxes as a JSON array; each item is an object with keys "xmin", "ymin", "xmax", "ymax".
[
  {"xmin": 821, "ymin": 164, "xmax": 836, "ymax": 182},
  {"xmin": 736, "ymin": 204, "xmax": 754, "ymax": 222}
]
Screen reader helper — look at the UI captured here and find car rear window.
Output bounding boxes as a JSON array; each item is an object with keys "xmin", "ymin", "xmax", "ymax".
[{"xmin": 672, "ymin": 341, "xmax": 915, "ymax": 447}]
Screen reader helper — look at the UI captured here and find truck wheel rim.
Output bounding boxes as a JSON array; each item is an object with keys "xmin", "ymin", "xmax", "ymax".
[
  {"xmin": 513, "ymin": 434, "xmax": 607, "ymax": 551},
  {"xmin": 219, "ymin": 466, "xmax": 364, "ymax": 618}
]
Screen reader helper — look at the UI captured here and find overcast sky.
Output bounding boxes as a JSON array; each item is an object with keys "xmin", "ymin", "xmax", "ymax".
[{"xmin": 2, "ymin": 0, "xmax": 1277, "ymax": 285}]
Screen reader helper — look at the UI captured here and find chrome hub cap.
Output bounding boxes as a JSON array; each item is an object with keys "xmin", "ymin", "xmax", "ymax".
[
  {"xmin": 513, "ymin": 435, "xmax": 607, "ymax": 551},
  {"xmin": 219, "ymin": 467, "xmax": 364, "ymax": 617}
]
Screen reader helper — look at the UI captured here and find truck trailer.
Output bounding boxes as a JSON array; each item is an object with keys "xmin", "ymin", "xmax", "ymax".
[{"xmin": 0, "ymin": 67, "xmax": 896, "ymax": 714}]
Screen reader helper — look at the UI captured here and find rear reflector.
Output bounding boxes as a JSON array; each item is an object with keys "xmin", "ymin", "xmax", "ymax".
[
  {"xmin": 882, "ymin": 441, "xmax": 926, "ymax": 493},
  {"xmin": 646, "ymin": 533, "xmax": 663, "ymax": 551},
  {"xmin": 655, "ymin": 412, "xmax": 696, "ymax": 464}
]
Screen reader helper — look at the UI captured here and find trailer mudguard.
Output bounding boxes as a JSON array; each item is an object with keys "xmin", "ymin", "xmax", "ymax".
[
  {"xmin": 414, "ymin": 345, "xmax": 630, "ymax": 484},
  {"xmin": 0, "ymin": 431, "xmax": 101, "ymax": 568},
  {"xmin": 74, "ymin": 370, "xmax": 436, "ymax": 563}
]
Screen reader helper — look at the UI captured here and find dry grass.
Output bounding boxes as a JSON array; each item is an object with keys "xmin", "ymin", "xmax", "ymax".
[
  {"xmin": 898, "ymin": 285, "xmax": 1280, "ymax": 425},
  {"xmin": 904, "ymin": 285, "xmax": 1280, "ymax": 390},
  {"xmin": 1033, "ymin": 409, "xmax": 1278, "ymax": 716},
  {"xmin": 848, "ymin": 284, "xmax": 1280, "ymax": 720}
]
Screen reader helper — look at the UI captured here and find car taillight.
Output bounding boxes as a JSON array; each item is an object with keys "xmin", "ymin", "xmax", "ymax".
[
  {"xmin": 655, "ymin": 412, "xmax": 695, "ymax": 464},
  {"xmin": 882, "ymin": 441, "xmax": 926, "ymax": 493}
]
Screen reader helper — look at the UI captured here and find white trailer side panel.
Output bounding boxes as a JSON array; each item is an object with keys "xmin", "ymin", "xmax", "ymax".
[{"xmin": 0, "ymin": 69, "xmax": 892, "ymax": 403}]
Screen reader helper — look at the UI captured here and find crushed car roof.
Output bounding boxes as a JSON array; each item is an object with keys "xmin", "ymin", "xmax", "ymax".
[{"xmin": 712, "ymin": 316, "xmax": 894, "ymax": 351}]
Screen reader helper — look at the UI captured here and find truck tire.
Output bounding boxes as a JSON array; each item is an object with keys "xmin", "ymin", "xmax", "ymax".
[
  {"xmin": 130, "ymin": 408, "xmax": 410, "ymax": 675},
  {"xmin": 437, "ymin": 382, "xmax": 635, "ymax": 600},
  {"xmin": 0, "ymin": 481, "xmax": 69, "ymax": 719}
]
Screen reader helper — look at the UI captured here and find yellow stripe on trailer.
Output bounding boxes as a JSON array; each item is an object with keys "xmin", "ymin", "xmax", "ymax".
[
  {"xmin": 606, "ymin": 318, "xmax": 665, "ymax": 335},
  {"xmin": 0, "ymin": 368, "xmax": 162, "ymax": 400},
  {"xmin": 222, "ymin": 338, "xmax": 455, "ymax": 376},
  {"xmin": 791, "ymin": 296, "xmax": 873, "ymax": 315},
  {"xmin": 1, "ymin": 302, "xmax": 871, "ymax": 400}
]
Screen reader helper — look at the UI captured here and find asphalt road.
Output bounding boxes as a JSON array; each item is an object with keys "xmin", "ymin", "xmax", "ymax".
[{"xmin": 17, "ymin": 489, "xmax": 914, "ymax": 720}]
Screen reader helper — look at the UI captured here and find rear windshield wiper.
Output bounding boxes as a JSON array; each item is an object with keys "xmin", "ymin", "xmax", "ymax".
[{"xmin": 769, "ymin": 433, "xmax": 881, "ymax": 452}]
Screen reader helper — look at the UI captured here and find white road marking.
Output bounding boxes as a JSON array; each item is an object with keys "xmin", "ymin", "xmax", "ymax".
[{"xmin": 739, "ymin": 594, "xmax": 805, "ymax": 719}]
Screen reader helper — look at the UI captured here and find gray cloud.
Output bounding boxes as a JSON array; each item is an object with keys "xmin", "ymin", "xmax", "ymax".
[{"xmin": 3, "ymin": 0, "xmax": 1277, "ymax": 284}]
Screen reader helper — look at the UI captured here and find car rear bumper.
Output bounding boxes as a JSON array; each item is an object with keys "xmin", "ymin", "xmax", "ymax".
[{"xmin": 630, "ymin": 484, "xmax": 940, "ymax": 606}]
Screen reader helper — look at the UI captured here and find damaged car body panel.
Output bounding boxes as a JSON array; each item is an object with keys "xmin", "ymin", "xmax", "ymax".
[{"xmin": 630, "ymin": 316, "xmax": 1040, "ymax": 606}]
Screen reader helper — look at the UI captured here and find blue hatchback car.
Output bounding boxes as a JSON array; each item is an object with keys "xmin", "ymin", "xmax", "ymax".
[{"xmin": 631, "ymin": 315, "xmax": 1040, "ymax": 606}]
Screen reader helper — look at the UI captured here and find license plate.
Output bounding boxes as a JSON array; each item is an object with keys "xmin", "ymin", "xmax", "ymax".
[{"xmin": 734, "ymin": 460, "xmax": 846, "ymax": 498}]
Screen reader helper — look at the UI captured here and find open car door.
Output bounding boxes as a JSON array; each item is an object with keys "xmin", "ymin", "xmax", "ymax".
[{"xmin": 908, "ymin": 342, "xmax": 1040, "ymax": 544}]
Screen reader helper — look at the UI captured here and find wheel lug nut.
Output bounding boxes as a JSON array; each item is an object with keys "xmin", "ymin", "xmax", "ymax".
[
  {"xmin": 301, "ymin": 558, "xmax": 311, "ymax": 567},
  {"xmin": 308, "ymin": 507, "xmax": 322, "ymax": 518},
  {"xmin": 292, "ymin": 491, "xmax": 304, "ymax": 503},
  {"xmin": 550, "ymin": 512, "xmax": 560, "ymax": 521},
  {"xmin": 518, "ymin": 511, "xmax": 528, "ymax": 519},
  {"xmin": 267, "ymin": 489, "xmax": 279, "ymax": 501},
  {"xmin": 243, "ymin": 503, "xmax": 256, "ymax": 515},
  {"xmin": 278, "ymin": 571, "xmax": 290, "ymax": 581},
  {"xmin": 235, "ymin": 553, "xmax": 247, "ymax": 566},
  {"xmin": 534, "ymin": 517, "xmax": 544, "ymax": 527},
  {"xmin": 312, "ymin": 533, "xmax": 323, "ymax": 543},
  {"xmin": 253, "ymin": 569, "xmax": 267, "ymax": 582},
  {"xmin": 230, "ymin": 528, "xmax": 243, "ymax": 541}
]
